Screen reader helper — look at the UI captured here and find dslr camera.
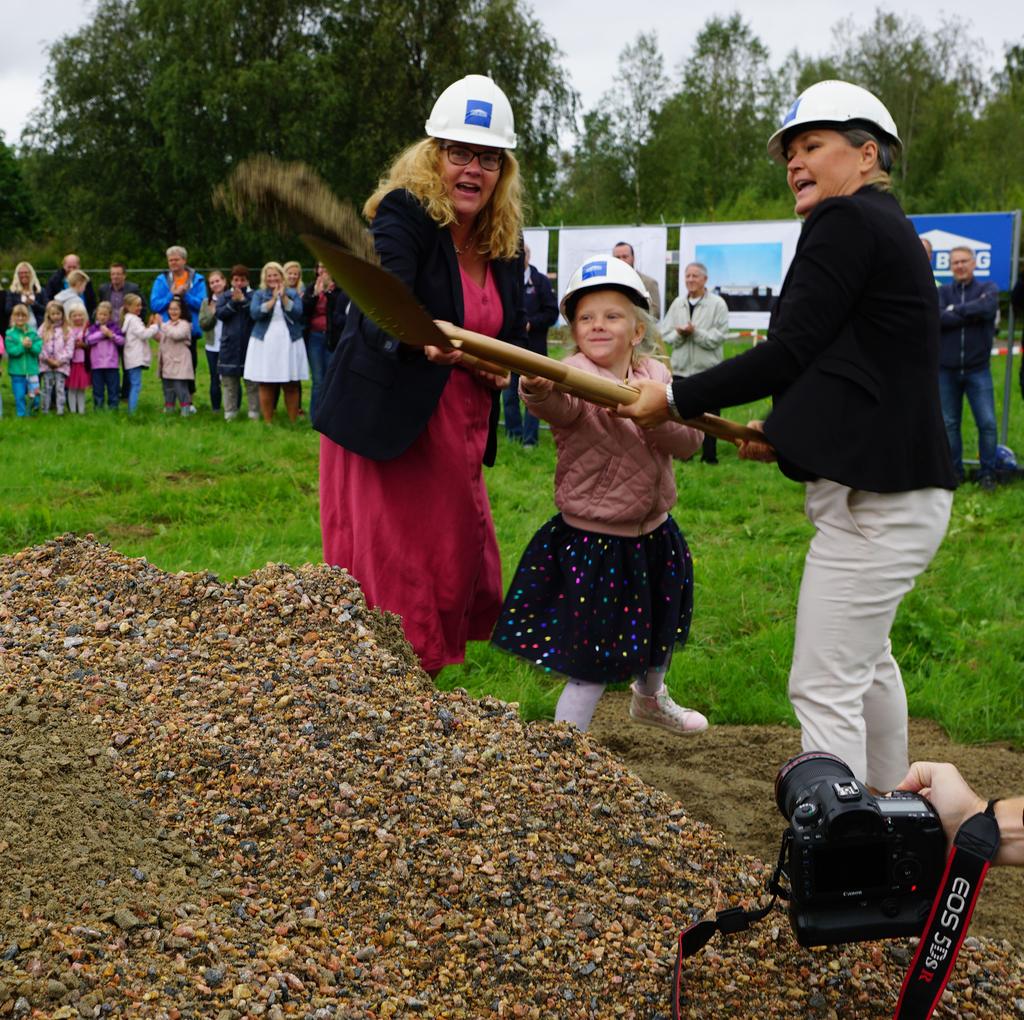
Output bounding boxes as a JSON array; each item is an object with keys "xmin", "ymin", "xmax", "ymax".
[{"xmin": 775, "ymin": 751, "xmax": 947, "ymax": 947}]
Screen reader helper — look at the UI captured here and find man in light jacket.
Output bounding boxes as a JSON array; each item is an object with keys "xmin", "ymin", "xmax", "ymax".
[{"xmin": 661, "ymin": 262, "xmax": 730, "ymax": 463}]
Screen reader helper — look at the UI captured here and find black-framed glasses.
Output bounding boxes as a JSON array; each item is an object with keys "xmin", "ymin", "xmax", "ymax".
[{"xmin": 441, "ymin": 143, "xmax": 503, "ymax": 172}]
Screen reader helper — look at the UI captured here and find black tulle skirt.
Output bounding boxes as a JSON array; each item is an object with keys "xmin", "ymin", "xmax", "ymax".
[{"xmin": 492, "ymin": 514, "xmax": 694, "ymax": 684}]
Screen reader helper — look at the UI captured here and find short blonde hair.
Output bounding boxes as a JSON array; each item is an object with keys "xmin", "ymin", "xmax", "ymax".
[
  {"xmin": 282, "ymin": 260, "xmax": 303, "ymax": 282},
  {"xmin": 9, "ymin": 302, "xmax": 31, "ymax": 322},
  {"xmin": 166, "ymin": 245, "xmax": 188, "ymax": 260},
  {"xmin": 259, "ymin": 261, "xmax": 286, "ymax": 290},
  {"xmin": 11, "ymin": 261, "xmax": 41, "ymax": 296},
  {"xmin": 364, "ymin": 138, "xmax": 523, "ymax": 261},
  {"xmin": 66, "ymin": 269, "xmax": 90, "ymax": 287}
]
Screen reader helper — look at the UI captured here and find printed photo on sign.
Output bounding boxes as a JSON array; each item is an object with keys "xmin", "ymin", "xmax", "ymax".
[
  {"xmin": 696, "ymin": 242, "xmax": 783, "ymax": 314},
  {"xmin": 680, "ymin": 220, "xmax": 801, "ymax": 330}
]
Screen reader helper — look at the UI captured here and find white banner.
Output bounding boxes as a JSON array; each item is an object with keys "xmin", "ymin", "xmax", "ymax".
[
  {"xmin": 523, "ymin": 228, "xmax": 551, "ymax": 276},
  {"xmin": 557, "ymin": 226, "xmax": 668, "ymax": 318},
  {"xmin": 678, "ymin": 220, "xmax": 801, "ymax": 330}
]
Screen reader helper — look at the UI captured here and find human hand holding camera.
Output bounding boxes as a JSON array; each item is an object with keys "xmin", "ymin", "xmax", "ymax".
[{"xmin": 898, "ymin": 761, "xmax": 1023, "ymax": 867}]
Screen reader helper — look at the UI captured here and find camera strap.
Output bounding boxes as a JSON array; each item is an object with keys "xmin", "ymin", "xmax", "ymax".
[
  {"xmin": 892, "ymin": 800, "xmax": 1001, "ymax": 1020},
  {"xmin": 670, "ymin": 832, "xmax": 791, "ymax": 1019}
]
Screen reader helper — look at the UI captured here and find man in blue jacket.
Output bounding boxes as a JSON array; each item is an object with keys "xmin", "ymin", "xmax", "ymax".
[{"xmin": 938, "ymin": 246, "xmax": 999, "ymax": 489}]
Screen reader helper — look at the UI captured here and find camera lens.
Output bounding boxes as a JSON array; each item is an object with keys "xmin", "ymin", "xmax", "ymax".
[{"xmin": 775, "ymin": 751, "xmax": 855, "ymax": 819}]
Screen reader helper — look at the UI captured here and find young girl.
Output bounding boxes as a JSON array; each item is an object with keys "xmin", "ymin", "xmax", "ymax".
[
  {"xmin": 4, "ymin": 303, "xmax": 43, "ymax": 417},
  {"xmin": 157, "ymin": 296, "xmax": 196, "ymax": 415},
  {"xmin": 492, "ymin": 257, "xmax": 709, "ymax": 735},
  {"xmin": 120, "ymin": 293, "xmax": 159, "ymax": 413},
  {"xmin": 85, "ymin": 301, "xmax": 126, "ymax": 409},
  {"xmin": 66, "ymin": 303, "xmax": 92, "ymax": 414},
  {"xmin": 38, "ymin": 300, "xmax": 74, "ymax": 415}
]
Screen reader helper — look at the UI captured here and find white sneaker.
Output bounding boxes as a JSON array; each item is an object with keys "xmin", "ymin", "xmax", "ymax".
[{"xmin": 629, "ymin": 682, "xmax": 708, "ymax": 734}]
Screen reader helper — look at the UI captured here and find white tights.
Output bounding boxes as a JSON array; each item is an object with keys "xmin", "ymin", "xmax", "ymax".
[{"xmin": 554, "ymin": 663, "xmax": 668, "ymax": 732}]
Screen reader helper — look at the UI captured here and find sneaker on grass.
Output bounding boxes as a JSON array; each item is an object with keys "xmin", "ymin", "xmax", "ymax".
[{"xmin": 629, "ymin": 682, "xmax": 708, "ymax": 734}]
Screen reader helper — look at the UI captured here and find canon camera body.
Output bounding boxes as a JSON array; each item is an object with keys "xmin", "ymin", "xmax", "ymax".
[{"xmin": 775, "ymin": 752, "xmax": 947, "ymax": 947}]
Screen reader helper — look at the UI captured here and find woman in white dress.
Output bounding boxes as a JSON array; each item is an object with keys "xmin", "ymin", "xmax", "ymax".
[{"xmin": 244, "ymin": 261, "xmax": 308, "ymax": 422}]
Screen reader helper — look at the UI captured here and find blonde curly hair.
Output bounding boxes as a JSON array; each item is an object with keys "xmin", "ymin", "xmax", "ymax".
[{"xmin": 364, "ymin": 138, "xmax": 523, "ymax": 261}]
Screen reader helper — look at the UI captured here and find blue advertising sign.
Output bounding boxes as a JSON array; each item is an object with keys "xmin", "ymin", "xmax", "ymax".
[{"xmin": 909, "ymin": 212, "xmax": 1017, "ymax": 290}]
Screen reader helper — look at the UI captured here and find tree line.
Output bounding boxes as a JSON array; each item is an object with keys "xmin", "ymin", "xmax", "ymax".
[{"xmin": 1, "ymin": 3, "xmax": 1021, "ymax": 269}]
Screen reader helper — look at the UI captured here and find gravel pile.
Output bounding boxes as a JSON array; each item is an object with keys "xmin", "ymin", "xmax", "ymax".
[{"xmin": 1, "ymin": 535, "xmax": 1021, "ymax": 1019}]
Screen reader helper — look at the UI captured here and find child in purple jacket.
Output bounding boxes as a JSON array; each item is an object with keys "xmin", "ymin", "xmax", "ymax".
[{"xmin": 86, "ymin": 301, "xmax": 125, "ymax": 409}]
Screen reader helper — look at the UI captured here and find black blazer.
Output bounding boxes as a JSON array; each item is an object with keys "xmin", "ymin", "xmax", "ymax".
[
  {"xmin": 3, "ymin": 289, "xmax": 46, "ymax": 333},
  {"xmin": 98, "ymin": 280, "xmax": 143, "ymax": 313},
  {"xmin": 302, "ymin": 283, "xmax": 350, "ymax": 352},
  {"xmin": 314, "ymin": 189, "xmax": 526, "ymax": 464},
  {"xmin": 672, "ymin": 186, "xmax": 956, "ymax": 493},
  {"xmin": 44, "ymin": 269, "xmax": 97, "ymax": 318},
  {"xmin": 523, "ymin": 265, "xmax": 559, "ymax": 356}
]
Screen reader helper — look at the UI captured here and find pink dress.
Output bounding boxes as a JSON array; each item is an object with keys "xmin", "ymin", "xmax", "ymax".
[
  {"xmin": 67, "ymin": 327, "xmax": 91, "ymax": 390},
  {"xmin": 320, "ymin": 264, "xmax": 505, "ymax": 673}
]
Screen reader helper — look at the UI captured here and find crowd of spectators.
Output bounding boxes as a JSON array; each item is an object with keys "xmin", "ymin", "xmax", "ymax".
[{"xmin": 0, "ymin": 247, "xmax": 349, "ymax": 421}]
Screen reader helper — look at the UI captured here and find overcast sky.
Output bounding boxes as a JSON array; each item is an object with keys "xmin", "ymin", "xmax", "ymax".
[{"xmin": 4, "ymin": 1, "xmax": 1023, "ymax": 145}]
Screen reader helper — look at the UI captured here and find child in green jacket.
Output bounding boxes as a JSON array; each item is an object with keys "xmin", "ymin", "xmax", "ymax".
[{"xmin": 5, "ymin": 302, "xmax": 43, "ymax": 417}]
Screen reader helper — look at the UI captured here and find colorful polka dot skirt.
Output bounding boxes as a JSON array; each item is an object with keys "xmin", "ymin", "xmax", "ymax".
[{"xmin": 492, "ymin": 514, "xmax": 694, "ymax": 684}]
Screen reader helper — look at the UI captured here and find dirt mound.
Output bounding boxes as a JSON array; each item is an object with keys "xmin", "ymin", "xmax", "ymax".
[{"xmin": 0, "ymin": 535, "xmax": 1021, "ymax": 1018}]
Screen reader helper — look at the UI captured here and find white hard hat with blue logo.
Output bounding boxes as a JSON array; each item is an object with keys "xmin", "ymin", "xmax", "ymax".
[
  {"xmin": 559, "ymin": 256, "xmax": 651, "ymax": 320},
  {"xmin": 425, "ymin": 74, "xmax": 517, "ymax": 149},
  {"xmin": 767, "ymin": 80, "xmax": 901, "ymax": 166}
]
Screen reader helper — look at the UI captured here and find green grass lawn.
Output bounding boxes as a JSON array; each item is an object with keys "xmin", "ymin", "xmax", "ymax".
[{"xmin": 2, "ymin": 345, "xmax": 1022, "ymax": 745}]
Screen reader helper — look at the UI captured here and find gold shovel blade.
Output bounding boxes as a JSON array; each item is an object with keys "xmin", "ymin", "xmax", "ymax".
[{"xmin": 300, "ymin": 233, "xmax": 450, "ymax": 350}]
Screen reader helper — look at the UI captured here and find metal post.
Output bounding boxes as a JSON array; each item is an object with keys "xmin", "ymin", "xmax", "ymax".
[{"xmin": 999, "ymin": 210, "xmax": 1022, "ymax": 445}]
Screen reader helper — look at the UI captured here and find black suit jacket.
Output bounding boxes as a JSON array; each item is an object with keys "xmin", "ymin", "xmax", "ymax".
[
  {"xmin": 98, "ymin": 280, "xmax": 143, "ymax": 313},
  {"xmin": 314, "ymin": 189, "xmax": 526, "ymax": 464},
  {"xmin": 523, "ymin": 265, "xmax": 558, "ymax": 356},
  {"xmin": 302, "ymin": 284, "xmax": 350, "ymax": 352},
  {"xmin": 44, "ymin": 269, "xmax": 97, "ymax": 318},
  {"xmin": 672, "ymin": 186, "xmax": 956, "ymax": 493}
]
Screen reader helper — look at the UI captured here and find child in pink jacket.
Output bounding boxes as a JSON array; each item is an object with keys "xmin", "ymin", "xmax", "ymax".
[
  {"xmin": 492, "ymin": 257, "xmax": 708, "ymax": 735},
  {"xmin": 38, "ymin": 300, "xmax": 74, "ymax": 414}
]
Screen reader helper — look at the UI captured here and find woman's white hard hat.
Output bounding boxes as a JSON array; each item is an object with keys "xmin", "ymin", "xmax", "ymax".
[
  {"xmin": 425, "ymin": 74, "xmax": 517, "ymax": 149},
  {"xmin": 766, "ymin": 80, "xmax": 901, "ymax": 165},
  {"xmin": 559, "ymin": 256, "xmax": 651, "ymax": 320}
]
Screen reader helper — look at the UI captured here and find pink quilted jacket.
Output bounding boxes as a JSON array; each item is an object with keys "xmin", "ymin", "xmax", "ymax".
[{"xmin": 521, "ymin": 354, "xmax": 703, "ymax": 536}]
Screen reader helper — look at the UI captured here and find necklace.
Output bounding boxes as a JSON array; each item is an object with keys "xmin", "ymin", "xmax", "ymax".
[{"xmin": 451, "ymin": 229, "xmax": 476, "ymax": 257}]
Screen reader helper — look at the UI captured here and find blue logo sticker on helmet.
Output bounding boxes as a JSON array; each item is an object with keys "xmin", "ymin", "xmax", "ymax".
[
  {"xmin": 581, "ymin": 260, "xmax": 607, "ymax": 280},
  {"xmin": 781, "ymin": 97, "xmax": 801, "ymax": 127},
  {"xmin": 464, "ymin": 100, "xmax": 493, "ymax": 127}
]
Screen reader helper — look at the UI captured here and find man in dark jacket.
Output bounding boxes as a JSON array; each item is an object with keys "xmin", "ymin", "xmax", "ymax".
[
  {"xmin": 99, "ymin": 263, "xmax": 144, "ymax": 401},
  {"xmin": 938, "ymin": 246, "xmax": 1000, "ymax": 489},
  {"xmin": 503, "ymin": 246, "xmax": 558, "ymax": 448},
  {"xmin": 44, "ymin": 253, "xmax": 98, "ymax": 318}
]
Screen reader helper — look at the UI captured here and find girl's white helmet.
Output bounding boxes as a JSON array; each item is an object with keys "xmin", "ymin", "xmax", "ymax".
[
  {"xmin": 559, "ymin": 256, "xmax": 651, "ymax": 320},
  {"xmin": 767, "ymin": 80, "xmax": 901, "ymax": 166},
  {"xmin": 425, "ymin": 74, "xmax": 517, "ymax": 149}
]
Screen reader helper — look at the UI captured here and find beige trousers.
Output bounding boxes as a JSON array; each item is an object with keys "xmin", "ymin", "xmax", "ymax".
[{"xmin": 789, "ymin": 480, "xmax": 953, "ymax": 790}]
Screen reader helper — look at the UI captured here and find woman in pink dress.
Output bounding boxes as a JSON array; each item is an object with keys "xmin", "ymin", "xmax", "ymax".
[{"xmin": 316, "ymin": 74, "xmax": 526, "ymax": 676}]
